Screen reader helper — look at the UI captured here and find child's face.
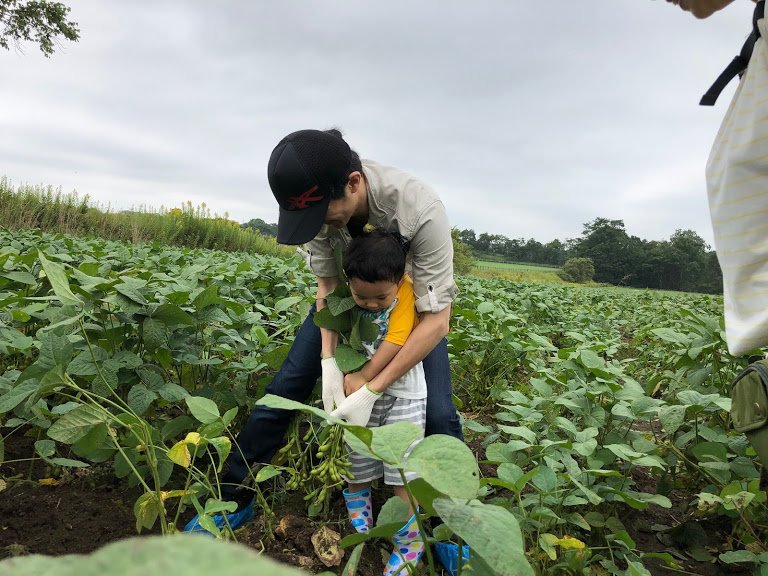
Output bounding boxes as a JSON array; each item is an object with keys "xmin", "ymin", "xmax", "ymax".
[{"xmin": 349, "ymin": 277, "xmax": 400, "ymax": 312}]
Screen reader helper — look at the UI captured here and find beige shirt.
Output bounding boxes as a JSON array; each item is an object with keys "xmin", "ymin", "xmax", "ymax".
[{"xmin": 302, "ymin": 159, "xmax": 459, "ymax": 314}]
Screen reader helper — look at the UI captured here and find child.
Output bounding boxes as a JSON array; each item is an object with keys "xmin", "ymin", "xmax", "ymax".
[{"xmin": 330, "ymin": 229, "xmax": 426, "ymax": 576}]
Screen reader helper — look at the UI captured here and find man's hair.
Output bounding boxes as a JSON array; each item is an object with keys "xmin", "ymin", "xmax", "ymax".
[
  {"xmin": 343, "ymin": 230, "xmax": 410, "ymax": 285},
  {"xmin": 324, "ymin": 128, "xmax": 363, "ymax": 200}
]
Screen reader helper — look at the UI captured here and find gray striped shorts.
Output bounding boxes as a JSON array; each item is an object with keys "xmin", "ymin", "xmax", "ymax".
[{"xmin": 345, "ymin": 394, "xmax": 426, "ymax": 486}]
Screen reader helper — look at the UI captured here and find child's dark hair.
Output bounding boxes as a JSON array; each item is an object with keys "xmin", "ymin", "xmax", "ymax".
[{"xmin": 343, "ymin": 230, "xmax": 411, "ymax": 285}]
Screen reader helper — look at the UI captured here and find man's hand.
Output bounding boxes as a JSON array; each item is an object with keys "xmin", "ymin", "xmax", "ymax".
[
  {"xmin": 344, "ymin": 371, "xmax": 368, "ymax": 397},
  {"xmin": 330, "ymin": 385, "xmax": 380, "ymax": 427},
  {"xmin": 321, "ymin": 357, "xmax": 345, "ymax": 413}
]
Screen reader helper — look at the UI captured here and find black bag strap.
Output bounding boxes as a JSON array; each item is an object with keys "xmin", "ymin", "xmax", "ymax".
[{"xmin": 700, "ymin": 0, "xmax": 765, "ymax": 106}]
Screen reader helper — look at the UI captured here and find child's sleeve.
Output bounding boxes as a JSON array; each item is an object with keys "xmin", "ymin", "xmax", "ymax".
[{"xmin": 384, "ymin": 279, "xmax": 417, "ymax": 346}]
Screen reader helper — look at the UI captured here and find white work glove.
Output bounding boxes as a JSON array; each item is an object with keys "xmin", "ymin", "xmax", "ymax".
[
  {"xmin": 330, "ymin": 385, "xmax": 381, "ymax": 427},
  {"xmin": 321, "ymin": 357, "xmax": 346, "ymax": 413}
]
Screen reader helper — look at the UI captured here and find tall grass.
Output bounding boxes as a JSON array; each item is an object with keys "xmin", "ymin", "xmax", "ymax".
[
  {"xmin": 469, "ymin": 266, "xmax": 567, "ymax": 284},
  {"xmin": 0, "ymin": 177, "xmax": 291, "ymax": 257}
]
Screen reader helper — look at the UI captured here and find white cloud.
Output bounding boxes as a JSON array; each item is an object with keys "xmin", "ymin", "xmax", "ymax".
[{"xmin": 0, "ymin": 0, "xmax": 759, "ymax": 248}]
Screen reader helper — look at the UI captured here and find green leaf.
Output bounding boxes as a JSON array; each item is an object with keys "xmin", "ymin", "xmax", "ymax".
[
  {"xmin": 407, "ymin": 477, "xmax": 442, "ymax": 517},
  {"xmin": 153, "ymin": 303, "xmax": 194, "ymax": 326},
  {"xmin": 35, "ymin": 439, "xmax": 56, "ymax": 458},
  {"xmin": 340, "ymin": 543, "xmax": 365, "ymax": 576},
  {"xmin": 38, "ymin": 333, "xmax": 73, "ymax": 372},
  {"xmin": 334, "ymin": 344, "xmax": 368, "ymax": 372},
  {"xmin": 193, "ymin": 284, "xmax": 220, "ymax": 311},
  {"xmin": 275, "ymin": 296, "xmax": 303, "ymax": 313},
  {"xmin": 357, "ymin": 317, "xmax": 379, "ymax": 342},
  {"xmin": 433, "ymin": 498, "xmax": 534, "ymax": 576},
  {"xmin": 651, "ymin": 327, "xmax": 690, "ymax": 344},
  {"xmin": 531, "ymin": 465, "xmax": 557, "ymax": 493},
  {"xmin": 262, "ymin": 345, "xmax": 291, "ymax": 371},
  {"xmin": 255, "ymin": 466, "xmax": 281, "ymax": 483},
  {"xmin": 313, "ymin": 307, "xmax": 352, "ymax": 333},
  {"xmin": 134, "ymin": 492, "xmax": 161, "ymax": 532},
  {"xmin": 127, "ymin": 384, "xmax": 157, "ymax": 415},
  {"xmin": 692, "ymin": 441, "xmax": 727, "ymax": 463},
  {"xmin": 209, "ymin": 437, "xmax": 231, "ymax": 470},
  {"xmin": 205, "ymin": 498, "xmax": 238, "ymax": 515},
  {"xmin": 720, "ymin": 550, "xmax": 758, "ymax": 564},
  {"xmin": 347, "ymin": 421, "xmax": 423, "ymax": 466},
  {"xmin": 1, "ymin": 271, "xmax": 36, "ymax": 285},
  {"xmin": 0, "ymin": 381, "xmax": 39, "ymax": 414},
  {"xmin": 326, "ymin": 293, "xmax": 356, "ymax": 316},
  {"xmin": 116, "ymin": 276, "xmax": 149, "ymax": 305},
  {"xmin": 256, "ymin": 394, "xmax": 372, "ymax": 444},
  {"xmin": 658, "ymin": 405, "xmax": 686, "ymax": 436},
  {"xmin": 48, "ymin": 404, "xmax": 107, "ymax": 444},
  {"xmin": 185, "ymin": 396, "xmax": 220, "ymax": 424},
  {"xmin": 404, "ymin": 434, "xmax": 479, "ymax": 499},
  {"xmin": 377, "ymin": 495, "xmax": 411, "ymax": 526},
  {"xmin": 38, "ymin": 250, "xmax": 81, "ymax": 306},
  {"xmin": 67, "ymin": 348, "xmax": 108, "ymax": 376},
  {"xmin": 162, "ymin": 415, "xmax": 194, "ymax": 441},
  {"xmin": 142, "ymin": 317, "xmax": 166, "ymax": 352},
  {"xmin": 497, "ymin": 425, "xmax": 536, "ymax": 444},
  {"xmin": 158, "ymin": 383, "xmax": 189, "ymax": 403}
]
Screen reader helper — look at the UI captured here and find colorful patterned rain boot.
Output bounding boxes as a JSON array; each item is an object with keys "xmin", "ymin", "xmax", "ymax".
[
  {"xmin": 383, "ymin": 513, "xmax": 424, "ymax": 576},
  {"xmin": 343, "ymin": 487, "xmax": 373, "ymax": 533}
]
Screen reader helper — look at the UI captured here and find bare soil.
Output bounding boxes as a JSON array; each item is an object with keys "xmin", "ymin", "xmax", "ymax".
[{"xmin": 0, "ymin": 428, "xmax": 756, "ymax": 576}]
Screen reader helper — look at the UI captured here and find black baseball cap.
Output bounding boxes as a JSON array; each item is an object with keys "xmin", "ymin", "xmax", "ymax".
[{"xmin": 267, "ymin": 129, "xmax": 352, "ymax": 245}]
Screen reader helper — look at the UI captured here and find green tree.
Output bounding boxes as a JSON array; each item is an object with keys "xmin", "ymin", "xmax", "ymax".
[
  {"xmin": 452, "ymin": 228, "xmax": 474, "ymax": 276},
  {"xmin": 0, "ymin": 1, "xmax": 79, "ymax": 56},
  {"xmin": 241, "ymin": 218, "xmax": 278, "ymax": 238},
  {"xmin": 574, "ymin": 218, "xmax": 643, "ymax": 285},
  {"xmin": 557, "ymin": 257, "xmax": 594, "ymax": 283}
]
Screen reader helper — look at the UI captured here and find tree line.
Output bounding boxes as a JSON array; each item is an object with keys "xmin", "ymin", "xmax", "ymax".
[
  {"xmin": 244, "ymin": 216, "xmax": 723, "ymax": 294},
  {"xmin": 458, "ymin": 218, "xmax": 723, "ymax": 294}
]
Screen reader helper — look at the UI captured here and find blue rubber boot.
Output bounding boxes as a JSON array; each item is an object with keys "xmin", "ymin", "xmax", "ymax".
[
  {"xmin": 183, "ymin": 498, "xmax": 256, "ymax": 535},
  {"xmin": 435, "ymin": 542, "xmax": 472, "ymax": 576}
]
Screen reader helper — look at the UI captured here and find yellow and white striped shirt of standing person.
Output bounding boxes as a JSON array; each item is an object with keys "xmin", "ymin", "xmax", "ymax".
[{"xmin": 707, "ymin": 2, "xmax": 768, "ymax": 356}]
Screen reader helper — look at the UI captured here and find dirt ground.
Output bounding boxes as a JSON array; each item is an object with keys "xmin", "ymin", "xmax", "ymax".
[{"xmin": 0, "ymin": 430, "xmax": 756, "ymax": 576}]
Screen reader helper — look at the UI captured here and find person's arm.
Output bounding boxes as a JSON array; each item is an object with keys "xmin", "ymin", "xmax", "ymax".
[
  {"xmin": 316, "ymin": 275, "xmax": 341, "ymax": 358},
  {"xmin": 344, "ymin": 340, "xmax": 402, "ymax": 395},
  {"xmin": 668, "ymin": 0, "xmax": 739, "ymax": 19},
  {"xmin": 367, "ymin": 306, "xmax": 451, "ymax": 394}
]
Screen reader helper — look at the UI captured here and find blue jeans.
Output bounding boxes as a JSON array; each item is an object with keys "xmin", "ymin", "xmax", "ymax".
[{"xmin": 222, "ymin": 303, "xmax": 462, "ymax": 497}]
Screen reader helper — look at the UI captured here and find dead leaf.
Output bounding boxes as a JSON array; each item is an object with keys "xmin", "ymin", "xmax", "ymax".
[
  {"xmin": 311, "ymin": 525, "xmax": 344, "ymax": 567},
  {"xmin": 297, "ymin": 556, "xmax": 315, "ymax": 568},
  {"xmin": 38, "ymin": 478, "xmax": 62, "ymax": 486},
  {"xmin": 275, "ymin": 515, "xmax": 304, "ymax": 540}
]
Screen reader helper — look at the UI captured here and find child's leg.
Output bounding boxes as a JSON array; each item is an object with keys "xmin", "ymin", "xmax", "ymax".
[
  {"xmin": 381, "ymin": 396, "xmax": 427, "ymax": 576},
  {"xmin": 393, "ymin": 485, "xmax": 417, "ymax": 517},
  {"xmin": 343, "ymin": 482, "xmax": 374, "ymax": 534},
  {"xmin": 342, "ymin": 395, "xmax": 390, "ymax": 534}
]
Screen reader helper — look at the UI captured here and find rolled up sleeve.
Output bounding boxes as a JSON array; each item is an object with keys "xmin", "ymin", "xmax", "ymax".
[
  {"xmin": 410, "ymin": 202, "xmax": 459, "ymax": 314},
  {"xmin": 305, "ymin": 226, "xmax": 339, "ymax": 278}
]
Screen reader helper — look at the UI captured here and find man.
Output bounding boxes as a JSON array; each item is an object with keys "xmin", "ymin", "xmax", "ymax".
[{"xmin": 185, "ymin": 128, "xmax": 462, "ymax": 531}]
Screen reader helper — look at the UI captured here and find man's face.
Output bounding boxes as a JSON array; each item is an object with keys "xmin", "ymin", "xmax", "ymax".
[{"xmin": 324, "ymin": 188, "xmax": 357, "ymax": 229}]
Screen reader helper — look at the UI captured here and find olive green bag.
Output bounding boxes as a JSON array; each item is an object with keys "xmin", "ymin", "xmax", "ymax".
[{"xmin": 731, "ymin": 359, "xmax": 768, "ymax": 465}]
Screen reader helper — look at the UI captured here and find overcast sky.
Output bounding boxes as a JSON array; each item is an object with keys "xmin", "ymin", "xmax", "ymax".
[{"xmin": 1, "ymin": 0, "xmax": 759, "ymax": 246}]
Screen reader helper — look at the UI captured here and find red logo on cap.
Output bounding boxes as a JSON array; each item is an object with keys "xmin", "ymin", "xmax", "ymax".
[{"xmin": 287, "ymin": 185, "xmax": 323, "ymax": 210}]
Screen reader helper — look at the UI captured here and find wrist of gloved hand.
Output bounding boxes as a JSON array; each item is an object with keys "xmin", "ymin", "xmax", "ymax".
[{"xmin": 330, "ymin": 384, "xmax": 381, "ymax": 427}]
